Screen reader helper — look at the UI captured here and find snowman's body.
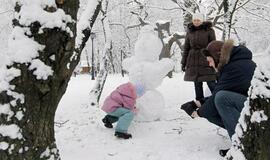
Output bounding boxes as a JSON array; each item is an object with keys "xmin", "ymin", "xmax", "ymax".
[{"xmin": 123, "ymin": 25, "xmax": 174, "ymax": 121}]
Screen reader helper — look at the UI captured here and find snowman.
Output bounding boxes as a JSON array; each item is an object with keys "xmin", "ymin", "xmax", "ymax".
[{"xmin": 123, "ymin": 25, "xmax": 175, "ymax": 122}]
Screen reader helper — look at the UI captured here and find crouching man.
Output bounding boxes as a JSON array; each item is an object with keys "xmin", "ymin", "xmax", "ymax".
[{"xmin": 181, "ymin": 40, "xmax": 256, "ymax": 156}]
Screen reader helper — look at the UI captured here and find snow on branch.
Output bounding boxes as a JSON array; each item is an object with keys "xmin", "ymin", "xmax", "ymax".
[
  {"xmin": 250, "ymin": 57, "xmax": 270, "ymax": 99},
  {"xmin": 8, "ymin": 27, "xmax": 44, "ymax": 64},
  {"xmin": 6, "ymin": 0, "xmax": 77, "ymax": 80},
  {"xmin": 14, "ymin": 0, "xmax": 73, "ymax": 35},
  {"xmin": 75, "ymin": 0, "xmax": 102, "ymax": 57},
  {"xmin": 250, "ymin": 110, "xmax": 268, "ymax": 123},
  {"xmin": 170, "ymin": 0, "xmax": 194, "ymax": 15}
]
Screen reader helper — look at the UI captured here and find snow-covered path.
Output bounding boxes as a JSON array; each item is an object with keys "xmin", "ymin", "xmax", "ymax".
[{"xmin": 55, "ymin": 74, "xmax": 230, "ymax": 160}]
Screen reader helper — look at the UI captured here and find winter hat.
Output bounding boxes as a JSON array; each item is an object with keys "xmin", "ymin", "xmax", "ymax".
[
  {"xmin": 202, "ymin": 40, "xmax": 224, "ymax": 67},
  {"xmin": 134, "ymin": 83, "xmax": 146, "ymax": 97},
  {"xmin": 192, "ymin": 13, "xmax": 204, "ymax": 21}
]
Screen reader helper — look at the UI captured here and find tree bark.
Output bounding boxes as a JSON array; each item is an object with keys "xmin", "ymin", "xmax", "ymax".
[
  {"xmin": 227, "ymin": 58, "xmax": 270, "ymax": 160},
  {"xmin": 156, "ymin": 21, "xmax": 185, "ymax": 78},
  {"xmin": 90, "ymin": 0, "xmax": 112, "ymax": 105},
  {"xmin": 241, "ymin": 98, "xmax": 270, "ymax": 160},
  {"xmin": 0, "ymin": 1, "xmax": 101, "ymax": 159}
]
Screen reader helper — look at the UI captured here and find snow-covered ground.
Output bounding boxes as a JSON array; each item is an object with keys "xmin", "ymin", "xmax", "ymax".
[{"xmin": 55, "ymin": 73, "xmax": 231, "ymax": 160}]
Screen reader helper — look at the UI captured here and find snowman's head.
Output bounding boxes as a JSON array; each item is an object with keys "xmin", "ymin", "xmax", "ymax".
[{"xmin": 134, "ymin": 25, "xmax": 162, "ymax": 62}]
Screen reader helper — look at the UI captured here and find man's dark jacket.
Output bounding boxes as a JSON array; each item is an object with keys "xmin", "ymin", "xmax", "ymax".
[{"xmin": 198, "ymin": 44, "xmax": 256, "ymax": 117}]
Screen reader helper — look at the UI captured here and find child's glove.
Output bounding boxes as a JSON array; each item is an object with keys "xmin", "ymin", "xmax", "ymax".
[{"xmin": 132, "ymin": 107, "xmax": 139, "ymax": 114}]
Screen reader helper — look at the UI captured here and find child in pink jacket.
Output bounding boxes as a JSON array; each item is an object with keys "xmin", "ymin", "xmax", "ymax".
[{"xmin": 101, "ymin": 82, "xmax": 145, "ymax": 139}]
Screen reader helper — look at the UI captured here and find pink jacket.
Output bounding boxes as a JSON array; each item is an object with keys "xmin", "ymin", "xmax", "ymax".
[{"xmin": 101, "ymin": 82, "xmax": 137, "ymax": 113}]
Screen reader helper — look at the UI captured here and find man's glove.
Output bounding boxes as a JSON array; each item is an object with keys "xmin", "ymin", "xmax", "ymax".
[{"xmin": 181, "ymin": 101, "xmax": 198, "ymax": 118}]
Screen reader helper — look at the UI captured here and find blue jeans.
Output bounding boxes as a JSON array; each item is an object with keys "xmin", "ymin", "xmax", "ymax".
[
  {"xmin": 214, "ymin": 90, "xmax": 247, "ymax": 138},
  {"xmin": 198, "ymin": 96, "xmax": 225, "ymax": 129},
  {"xmin": 198, "ymin": 90, "xmax": 247, "ymax": 138},
  {"xmin": 194, "ymin": 81, "xmax": 216, "ymax": 100},
  {"xmin": 108, "ymin": 108, "xmax": 134, "ymax": 133}
]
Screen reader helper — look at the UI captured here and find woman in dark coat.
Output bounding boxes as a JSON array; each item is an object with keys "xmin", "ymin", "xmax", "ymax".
[{"xmin": 181, "ymin": 13, "xmax": 216, "ymax": 101}]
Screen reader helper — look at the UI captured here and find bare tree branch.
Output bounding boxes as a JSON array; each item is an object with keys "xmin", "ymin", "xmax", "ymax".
[
  {"xmin": 242, "ymin": 6, "xmax": 270, "ymax": 23},
  {"xmin": 0, "ymin": 10, "xmax": 13, "ymax": 15},
  {"xmin": 145, "ymin": 5, "xmax": 181, "ymax": 11},
  {"xmin": 109, "ymin": 23, "xmax": 132, "ymax": 48},
  {"xmin": 75, "ymin": 1, "xmax": 103, "ymax": 56},
  {"xmin": 249, "ymin": 1, "xmax": 270, "ymax": 9}
]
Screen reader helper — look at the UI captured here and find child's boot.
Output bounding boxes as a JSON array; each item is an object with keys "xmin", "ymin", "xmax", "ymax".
[
  {"xmin": 102, "ymin": 116, "xmax": 113, "ymax": 128},
  {"xmin": 114, "ymin": 131, "xmax": 132, "ymax": 139}
]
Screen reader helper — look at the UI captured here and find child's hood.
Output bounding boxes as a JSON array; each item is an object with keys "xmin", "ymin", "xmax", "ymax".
[{"xmin": 116, "ymin": 82, "xmax": 136, "ymax": 98}]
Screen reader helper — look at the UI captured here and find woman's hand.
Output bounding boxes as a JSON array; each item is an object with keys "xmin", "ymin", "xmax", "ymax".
[{"xmin": 181, "ymin": 64, "xmax": 186, "ymax": 72}]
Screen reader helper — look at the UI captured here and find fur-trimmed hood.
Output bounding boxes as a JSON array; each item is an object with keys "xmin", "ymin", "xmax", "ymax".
[
  {"xmin": 187, "ymin": 21, "xmax": 213, "ymax": 32},
  {"xmin": 203, "ymin": 39, "xmax": 253, "ymax": 71},
  {"xmin": 218, "ymin": 40, "xmax": 253, "ymax": 70},
  {"xmin": 218, "ymin": 39, "xmax": 234, "ymax": 70}
]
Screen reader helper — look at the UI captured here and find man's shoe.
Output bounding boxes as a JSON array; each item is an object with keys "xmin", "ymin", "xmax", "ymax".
[
  {"xmin": 219, "ymin": 149, "xmax": 229, "ymax": 157},
  {"xmin": 181, "ymin": 100, "xmax": 198, "ymax": 118},
  {"xmin": 114, "ymin": 131, "xmax": 132, "ymax": 139}
]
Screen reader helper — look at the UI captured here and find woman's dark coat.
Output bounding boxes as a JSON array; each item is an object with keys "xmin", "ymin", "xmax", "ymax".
[{"xmin": 182, "ymin": 22, "xmax": 216, "ymax": 82}]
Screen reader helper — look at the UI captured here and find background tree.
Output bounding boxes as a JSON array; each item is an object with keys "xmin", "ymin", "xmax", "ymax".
[
  {"xmin": 89, "ymin": 0, "xmax": 113, "ymax": 105},
  {"xmin": 0, "ymin": 0, "xmax": 102, "ymax": 159}
]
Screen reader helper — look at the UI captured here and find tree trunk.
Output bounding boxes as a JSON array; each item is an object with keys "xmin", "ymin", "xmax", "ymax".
[
  {"xmin": 241, "ymin": 98, "xmax": 270, "ymax": 160},
  {"xmin": 90, "ymin": 1, "xmax": 112, "ymax": 105},
  {"xmin": 156, "ymin": 21, "xmax": 185, "ymax": 78},
  {"xmin": 227, "ymin": 57, "xmax": 270, "ymax": 160},
  {"xmin": 0, "ymin": 1, "xmax": 101, "ymax": 159},
  {"xmin": 222, "ymin": 0, "xmax": 230, "ymax": 40},
  {"xmin": 182, "ymin": 0, "xmax": 196, "ymax": 30}
]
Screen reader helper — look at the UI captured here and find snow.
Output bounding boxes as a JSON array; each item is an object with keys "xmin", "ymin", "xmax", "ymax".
[
  {"xmin": 40, "ymin": 147, "xmax": 58, "ymax": 160},
  {"xmin": 0, "ymin": 104, "xmax": 14, "ymax": 121},
  {"xmin": 14, "ymin": 0, "xmax": 73, "ymax": 36},
  {"xmin": 126, "ymin": 59, "xmax": 175, "ymax": 90},
  {"xmin": 55, "ymin": 74, "xmax": 231, "ymax": 160},
  {"xmin": 250, "ymin": 55, "xmax": 270, "ymax": 99},
  {"xmin": 29, "ymin": 59, "xmax": 53, "ymax": 80},
  {"xmin": 237, "ymin": 100, "xmax": 251, "ymax": 133},
  {"xmin": 40, "ymin": 148, "xmax": 50, "ymax": 158},
  {"xmin": 226, "ymin": 147, "xmax": 246, "ymax": 160},
  {"xmin": 0, "ymin": 142, "xmax": 9, "ymax": 150},
  {"xmin": 132, "ymin": 25, "xmax": 163, "ymax": 62},
  {"xmin": 0, "ymin": 124, "xmax": 22, "ymax": 139},
  {"xmin": 7, "ymin": 27, "xmax": 44, "ymax": 64},
  {"xmin": 250, "ymin": 110, "xmax": 268, "ymax": 123},
  {"xmin": 76, "ymin": 0, "xmax": 100, "ymax": 49},
  {"xmin": 156, "ymin": 20, "xmax": 170, "ymax": 25},
  {"xmin": 15, "ymin": 111, "xmax": 24, "ymax": 121},
  {"xmin": 135, "ymin": 90, "xmax": 165, "ymax": 121},
  {"xmin": 122, "ymin": 25, "xmax": 175, "ymax": 121}
]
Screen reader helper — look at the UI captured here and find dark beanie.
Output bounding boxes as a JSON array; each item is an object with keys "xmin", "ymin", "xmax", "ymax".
[{"xmin": 202, "ymin": 40, "xmax": 224, "ymax": 66}]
